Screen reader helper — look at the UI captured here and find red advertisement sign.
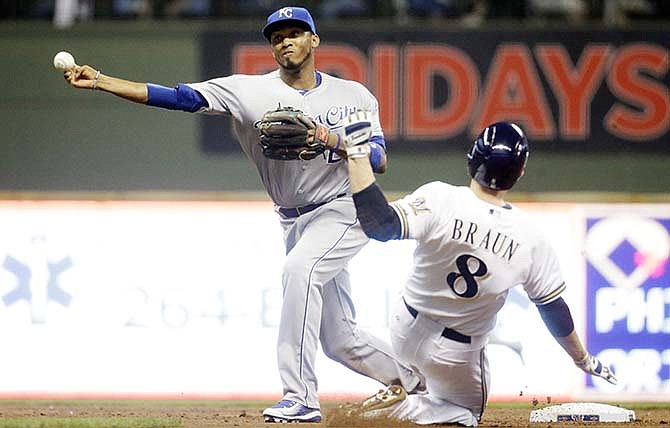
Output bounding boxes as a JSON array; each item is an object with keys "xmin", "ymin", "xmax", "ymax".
[{"xmin": 200, "ymin": 29, "xmax": 669, "ymax": 152}]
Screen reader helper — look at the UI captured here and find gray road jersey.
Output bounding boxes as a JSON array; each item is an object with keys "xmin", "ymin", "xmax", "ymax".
[{"xmin": 186, "ymin": 70, "xmax": 383, "ymax": 208}]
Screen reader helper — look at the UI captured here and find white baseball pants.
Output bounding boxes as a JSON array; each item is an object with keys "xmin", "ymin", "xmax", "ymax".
[{"xmin": 387, "ymin": 296, "xmax": 490, "ymax": 426}]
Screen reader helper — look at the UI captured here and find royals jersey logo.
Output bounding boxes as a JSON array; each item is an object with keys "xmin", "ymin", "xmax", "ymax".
[
  {"xmin": 252, "ymin": 105, "xmax": 358, "ymax": 130},
  {"xmin": 313, "ymin": 105, "xmax": 358, "ymax": 128},
  {"xmin": 316, "ymin": 105, "xmax": 360, "ymax": 164}
]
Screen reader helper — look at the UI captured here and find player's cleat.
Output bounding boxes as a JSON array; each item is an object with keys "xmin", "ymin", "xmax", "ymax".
[
  {"xmin": 263, "ymin": 399, "xmax": 322, "ymax": 423},
  {"xmin": 347, "ymin": 385, "xmax": 407, "ymax": 418}
]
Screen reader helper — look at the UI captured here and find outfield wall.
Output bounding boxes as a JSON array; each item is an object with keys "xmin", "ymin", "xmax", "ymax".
[
  {"xmin": 0, "ymin": 21, "xmax": 668, "ymax": 194},
  {"xmin": 0, "ymin": 200, "xmax": 667, "ymax": 401}
]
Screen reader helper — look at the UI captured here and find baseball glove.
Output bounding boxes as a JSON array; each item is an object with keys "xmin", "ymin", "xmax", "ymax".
[{"xmin": 258, "ymin": 106, "xmax": 330, "ymax": 161}]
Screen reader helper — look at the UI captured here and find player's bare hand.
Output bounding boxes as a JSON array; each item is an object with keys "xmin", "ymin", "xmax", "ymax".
[
  {"xmin": 575, "ymin": 354, "xmax": 617, "ymax": 385},
  {"xmin": 65, "ymin": 65, "xmax": 100, "ymax": 89}
]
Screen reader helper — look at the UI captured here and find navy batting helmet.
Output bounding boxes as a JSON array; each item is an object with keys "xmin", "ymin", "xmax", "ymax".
[{"xmin": 467, "ymin": 122, "xmax": 529, "ymax": 190}]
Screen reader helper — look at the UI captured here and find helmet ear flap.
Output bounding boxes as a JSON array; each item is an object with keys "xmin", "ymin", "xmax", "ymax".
[
  {"xmin": 467, "ymin": 136, "xmax": 488, "ymax": 183},
  {"xmin": 467, "ymin": 135, "xmax": 488, "ymax": 163},
  {"xmin": 474, "ymin": 135, "xmax": 492, "ymax": 158}
]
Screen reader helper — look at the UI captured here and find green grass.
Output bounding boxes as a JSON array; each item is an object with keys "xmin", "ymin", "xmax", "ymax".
[
  {"xmin": 0, "ymin": 399, "xmax": 270, "ymax": 408},
  {"xmin": 0, "ymin": 418, "xmax": 180, "ymax": 428},
  {"xmin": 0, "ymin": 399, "xmax": 275, "ymax": 428}
]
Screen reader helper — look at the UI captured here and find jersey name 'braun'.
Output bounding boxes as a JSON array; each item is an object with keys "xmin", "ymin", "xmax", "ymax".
[{"xmin": 451, "ymin": 218, "xmax": 521, "ymax": 262}]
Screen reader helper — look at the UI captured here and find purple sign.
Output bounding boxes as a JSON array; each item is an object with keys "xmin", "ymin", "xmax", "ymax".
[{"xmin": 585, "ymin": 215, "xmax": 670, "ymax": 392}]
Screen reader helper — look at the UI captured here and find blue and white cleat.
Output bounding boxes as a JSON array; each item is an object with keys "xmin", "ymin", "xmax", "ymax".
[{"xmin": 263, "ymin": 399, "xmax": 322, "ymax": 423}]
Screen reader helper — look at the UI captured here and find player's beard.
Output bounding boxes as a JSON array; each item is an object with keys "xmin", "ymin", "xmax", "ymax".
[{"xmin": 279, "ymin": 49, "xmax": 313, "ymax": 73}]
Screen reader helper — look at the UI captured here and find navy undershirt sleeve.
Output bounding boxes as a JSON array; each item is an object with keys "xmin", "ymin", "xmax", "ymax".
[
  {"xmin": 352, "ymin": 183, "xmax": 401, "ymax": 242},
  {"xmin": 146, "ymin": 83, "xmax": 208, "ymax": 112},
  {"xmin": 536, "ymin": 297, "xmax": 575, "ymax": 337}
]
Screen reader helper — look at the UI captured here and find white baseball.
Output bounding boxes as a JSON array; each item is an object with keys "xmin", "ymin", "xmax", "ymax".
[{"xmin": 53, "ymin": 51, "xmax": 76, "ymax": 71}]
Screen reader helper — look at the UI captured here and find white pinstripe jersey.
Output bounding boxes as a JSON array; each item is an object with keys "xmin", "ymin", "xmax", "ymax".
[
  {"xmin": 186, "ymin": 70, "xmax": 383, "ymax": 208},
  {"xmin": 391, "ymin": 181, "xmax": 565, "ymax": 337}
]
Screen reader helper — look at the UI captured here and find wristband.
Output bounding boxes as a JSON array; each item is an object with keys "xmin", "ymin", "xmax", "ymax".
[
  {"xmin": 574, "ymin": 353, "xmax": 591, "ymax": 367},
  {"xmin": 333, "ymin": 134, "xmax": 342, "ymax": 151},
  {"xmin": 314, "ymin": 124, "xmax": 330, "ymax": 145},
  {"xmin": 92, "ymin": 70, "xmax": 101, "ymax": 90}
]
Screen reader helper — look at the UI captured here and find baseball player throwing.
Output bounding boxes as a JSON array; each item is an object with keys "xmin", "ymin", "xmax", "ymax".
[
  {"xmin": 61, "ymin": 6, "xmax": 423, "ymax": 423},
  {"xmin": 342, "ymin": 118, "xmax": 617, "ymax": 426}
]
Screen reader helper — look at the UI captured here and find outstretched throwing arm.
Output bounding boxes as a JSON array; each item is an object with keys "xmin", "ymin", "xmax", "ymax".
[
  {"xmin": 64, "ymin": 64, "xmax": 207, "ymax": 112},
  {"xmin": 65, "ymin": 65, "xmax": 148, "ymax": 103}
]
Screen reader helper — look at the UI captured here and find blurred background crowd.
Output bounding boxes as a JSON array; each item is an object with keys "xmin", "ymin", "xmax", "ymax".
[{"xmin": 1, "ymin": 0, "xmax": 669, "ymax": 29}]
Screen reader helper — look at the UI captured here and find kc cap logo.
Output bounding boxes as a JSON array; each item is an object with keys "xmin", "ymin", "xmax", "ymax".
[
  {"xmin": 585, "ymin": 215, "xmax": 669, "ymax": 289},
  {"xmin": 263, "ymin": 6, "xmax": 317, "ymax": 40},
  {"xmin": 278, "ymin": 7, "xmax": 293, "ymax": 18}
]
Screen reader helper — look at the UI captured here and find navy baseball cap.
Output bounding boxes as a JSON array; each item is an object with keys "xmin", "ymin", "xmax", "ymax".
[{"xmin": 263, "ymin": 6, "xmax": 317, "ymax": 41}]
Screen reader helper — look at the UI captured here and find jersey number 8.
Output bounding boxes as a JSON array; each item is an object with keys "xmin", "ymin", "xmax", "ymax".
[{"xmin": 446, "ymin": 254, "xmax": 488, "ymax": 298}]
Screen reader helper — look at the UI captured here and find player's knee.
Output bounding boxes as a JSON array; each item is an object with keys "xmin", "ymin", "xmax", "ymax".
[
  {"xmin": 320, "ymin": 339, "xmax": 347, "ymax": 362},
  {"xmin": 282, "ymin": 255, "xmax": 311, "ymax": 279},
  {"xmin": 283, "ymin": 254, "xmax": 327, "ymax": 286},
  {"xmin": 320, "ymin": 331, "xmax": 360, "ymax": 362}
]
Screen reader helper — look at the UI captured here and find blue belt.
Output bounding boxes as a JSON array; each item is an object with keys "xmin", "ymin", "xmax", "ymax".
[
  {"xmin": 278, "ymin": 193, "xmax": 346, "ymax": 219},
  {"xmin": 403, "ymin": 297, "xmax": 471, "ymax": 344}
]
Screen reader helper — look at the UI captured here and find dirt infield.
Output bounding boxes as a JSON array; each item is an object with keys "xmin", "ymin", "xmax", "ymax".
[{"xmin": 0, "ymin": 400, "xmax": 667, "ymax": 427}]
